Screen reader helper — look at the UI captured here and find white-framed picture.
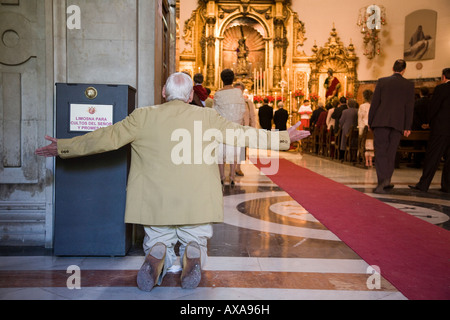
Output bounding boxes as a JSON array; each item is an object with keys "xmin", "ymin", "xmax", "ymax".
[{"xmin": 404, "ymin": 9, "xmax": 437, "ymax": 61}]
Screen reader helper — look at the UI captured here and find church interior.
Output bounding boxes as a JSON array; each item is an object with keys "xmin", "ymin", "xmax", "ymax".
[{"xmin": 0, "ymin": 0, "xmax": 449, "ymax": 302}]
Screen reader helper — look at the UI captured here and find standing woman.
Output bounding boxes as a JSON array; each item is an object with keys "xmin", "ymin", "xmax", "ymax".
[{"xmin": 213, "ymin": 69, "xmax": 246, "ymax": 186}]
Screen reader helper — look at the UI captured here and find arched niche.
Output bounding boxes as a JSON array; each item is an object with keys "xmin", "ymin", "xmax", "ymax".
[{"xmin": 219, "ymin": 15, "xmax": 268, "ymax": 81}]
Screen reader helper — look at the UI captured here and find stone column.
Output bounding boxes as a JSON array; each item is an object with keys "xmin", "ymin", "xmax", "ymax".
[
  {"xmin": 205, "ymin": 1, "xmax": 216, "ymax": 87},
  {"xmin": 272, "ymin": 0, "xmax": 287, "ymax": 88}
]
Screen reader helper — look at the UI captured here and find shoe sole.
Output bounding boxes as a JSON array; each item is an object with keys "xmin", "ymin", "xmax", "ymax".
[
  {"xmin": 181, "ymin": 242, "xmax": 202, "ymax": 289},
  {"xmin": 137, "ymin": 262, "xmax": 156, "ymax": 292},
  {"xmin": 137, "ymin": 243, "xmax": 166, "ymax": 292},
  {"xmin": 181, "ymin": 263, "xmax": 201, "ymax": 289}
]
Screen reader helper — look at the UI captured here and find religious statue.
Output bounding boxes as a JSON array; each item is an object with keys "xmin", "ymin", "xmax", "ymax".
[
  {"xmin": 236, "ymin": 28, "xmax": 250, "ymax": 77},
  {"xmin": 324, "ymin": 69, "xmax": 341, "ymax": 100},
  {"xmin": 404, "ymin": 25, "xmax": 433, "ymax": 60}
]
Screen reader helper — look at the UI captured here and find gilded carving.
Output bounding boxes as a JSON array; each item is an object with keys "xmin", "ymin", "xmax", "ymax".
[
  {"xmin": 182, "ymin": 12, "xmax": 197, "ymax": 54},
  {"xmin": 293, "ymin": 14, "xmax": 307, "ymax": 56},
  {"xmin": 177, "ymin": 1, "xmax": 358, "ymax": 99},
  {"xmin": 309, "ymin": 26, "xmax": 359, "ymax": 102}
]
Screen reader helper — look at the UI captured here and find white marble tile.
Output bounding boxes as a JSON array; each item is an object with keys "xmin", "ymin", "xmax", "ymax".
[
  {"xmin": 256, "ymin": 258, "xmax": 370, "ymax": 274},
  {"xmin": 0, "ymin": 287, "xmax": 407, "ymax": 300}
]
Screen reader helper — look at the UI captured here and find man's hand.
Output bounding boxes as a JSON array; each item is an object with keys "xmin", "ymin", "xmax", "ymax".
[
  {"xmin": 35, "ymin": 136, "xmax": 59, "ymax": 158},
  {"xmin": 403, "ymin": 130, "xmax": 411, "ymax": 138},
  {"xmin": 288, "ymin": 121, "xmax": 311, "ymax": 142}
]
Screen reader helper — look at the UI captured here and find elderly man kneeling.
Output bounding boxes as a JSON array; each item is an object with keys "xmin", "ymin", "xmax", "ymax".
[{"xmin": 35, "ymin": 72, "xmax": 310, "ymax": 291}]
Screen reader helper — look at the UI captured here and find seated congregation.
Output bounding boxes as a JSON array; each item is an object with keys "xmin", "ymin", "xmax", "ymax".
[{"xmin": 300, "ymin": 89, "xmax": 431, "ymax": 169}]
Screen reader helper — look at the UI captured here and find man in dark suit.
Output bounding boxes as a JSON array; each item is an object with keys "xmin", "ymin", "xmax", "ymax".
[
  {"xmin": 310, "ymin": 102, "xmax": 326, "ymax": 130},
  {"xmin": 369, "ymin": 59, "xmax": 415, "ymax": 194},
  {"xmin": 412, "ymin": 87, "xmax": 431, "ymax": 130},
  {"xmin": 274, "ymin": 101, "xmax": 289, "ymax": 131},
  {"xmin": 409, "ymin": 87, "xmax": 431, "ymax": 168},
  {"xmin": 409, "ymin": 68, "xmax": 450, "ymax": 193},
  {"xmin": 331, "ymin": 97, "xmax": 348, "ymax": 133},
  {"xmin": 258, "ymin": 98, "xmax": 274, "ymax": 130}
]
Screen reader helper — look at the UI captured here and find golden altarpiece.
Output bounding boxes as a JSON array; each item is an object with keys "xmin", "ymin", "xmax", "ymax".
[{"xmin": 177, "ymin": 0, "xmax": 358, "ymax": 110}]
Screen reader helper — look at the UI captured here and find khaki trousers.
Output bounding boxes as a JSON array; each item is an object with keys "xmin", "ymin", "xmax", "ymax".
[{"xmin": 143, "ymin": 224, "xmax": 213, "ymax": 285}]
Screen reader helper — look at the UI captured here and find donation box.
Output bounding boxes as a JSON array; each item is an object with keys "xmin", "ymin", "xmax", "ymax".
[{"xmin": 54, "ymin": 83, "xmax": 136, "ymax": 256}]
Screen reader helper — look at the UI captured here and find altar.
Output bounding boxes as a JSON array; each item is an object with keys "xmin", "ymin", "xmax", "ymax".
[{"xmin": 178, "ymin": 0, "xmax": 358, "ymax": 114}]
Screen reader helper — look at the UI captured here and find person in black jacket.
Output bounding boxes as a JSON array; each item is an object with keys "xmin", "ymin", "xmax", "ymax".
[
  {"xmin": 369, "ymin": 59, "xmax": 415, "ymax": 194},
  {"xmin": 412, "ymin": 87, "xmax": 431, "ymax": 130},
  {"xmin": 409, "ymin": 68, "xmax": 450, "ymax": 193},
  {"xmin": 331, "ymin": 97, "xmax": 348, "ymax": 133},
  {"xmin": 274, "ymin": 101, "xmax": 289, "ymax": 131},
  {"xmin": 258, "ymin": 98, "xmax": 274, "ymax": 130},
  {"xmin": 310, "ymin": 102, "xmax": 326, "ymax": 130}
]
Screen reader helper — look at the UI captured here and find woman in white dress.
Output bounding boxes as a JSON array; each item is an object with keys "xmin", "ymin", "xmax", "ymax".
[{"xmin": 214, "ymin": 69, "xmax": 246, "ymax": 186}]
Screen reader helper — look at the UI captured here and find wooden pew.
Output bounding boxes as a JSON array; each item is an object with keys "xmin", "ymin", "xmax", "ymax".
[
  {"xmin": 333, "ymin": 128, "xmax": 342, "ymax": 161},
  {"xmin": 398, "ymin": 130, "xmax": 430, "ymax": 153},
  {"xmin": 325, "ymin": 126, "xmax": 335, "ymax": 158},
  {"xmin": 344, "ymin": 126, "xmax": 359, "ymax": 163},
  {"xmin": 396, "ymin": 130, "xmax": 430, "ymax": 167},
  {"xmin": 318, "ymin": 125, "xmax": 328, "ymax": 156}
]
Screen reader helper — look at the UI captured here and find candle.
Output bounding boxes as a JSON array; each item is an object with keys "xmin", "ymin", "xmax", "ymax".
[
  {"xmin": 260, "ymin": 71, "xmax": 263, "ymax": 96},
  {"xmin": 254, "ymin": 68, "xmax": 257, "ymax": 94},
  {"xmin": 306, "ymin": 73, "xmax": 310, "ymax": 97},
  {"xmin": 257, "ymin": 71, "xmax": 260, "ymax": 95},
  {"xmin": 287, "ymin": 68, "xmax": 290, "ymax": 93},
  {"xmin": 265, "ymin": 71, "xmax": 268, "ymax": 96},
  {"xmin": 263, "ymin": 71, "xmax": 266, "ymax": 96},
  {"xmin": 289, "ymin": 91, "xmax": 292, "ymax": 120},
  {"xmin": 261, "ymin": 71, "xmax": 266, "ymax": 96}
]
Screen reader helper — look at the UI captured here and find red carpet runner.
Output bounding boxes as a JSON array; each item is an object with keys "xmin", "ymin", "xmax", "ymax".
[{"xmin": 254, "ymin": 158, "xmax": 450, "ymax": 300}]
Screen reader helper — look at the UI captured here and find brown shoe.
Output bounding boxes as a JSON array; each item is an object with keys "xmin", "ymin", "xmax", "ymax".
[
  {"xmin": 137, "ymin": 242, "xmax": 166, "ymax": 292},
  {"xmin": 373, "ymin": 179, "xmax": 391, "ymax": 194},
  {"xmin": 181, "ymin": 242, "xmax": 202, "ymax": 289},
  {"xmin": 373, "ymin": 185, "xmax": 388, "ymax": 194}
]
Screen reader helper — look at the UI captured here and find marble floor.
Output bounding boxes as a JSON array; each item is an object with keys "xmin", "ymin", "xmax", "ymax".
[{"xmin": 0, "ymin": 151, "xmax": 449, "ymax": 301}]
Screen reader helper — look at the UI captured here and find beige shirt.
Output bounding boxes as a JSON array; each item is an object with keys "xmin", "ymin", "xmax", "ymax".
[{"xmin": 58, "ymin": 100, "xmax": 290, "ymax": 226}]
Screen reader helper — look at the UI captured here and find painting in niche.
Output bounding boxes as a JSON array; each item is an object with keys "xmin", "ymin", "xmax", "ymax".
[{"xmin": 404, "ymin": 9, "xmax": 437, "ymax": 61}]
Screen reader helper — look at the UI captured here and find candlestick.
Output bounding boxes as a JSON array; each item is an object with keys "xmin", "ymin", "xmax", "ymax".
[
  {"xmin": 260, "ymin": 68, "xmax": 263, "ymax": 96},
  {"xmin": 289, "ymin": 91, "xmax": 292, "ymax": 125},
  {"xmin": 287, "ymin": 68, "xmax": 290, "ymax": 91}
]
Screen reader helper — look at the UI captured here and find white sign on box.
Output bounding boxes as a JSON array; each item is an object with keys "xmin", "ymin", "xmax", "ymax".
[{"xmin": 70, "ymin": 104, "xmax": 114, "ymax": 132}]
